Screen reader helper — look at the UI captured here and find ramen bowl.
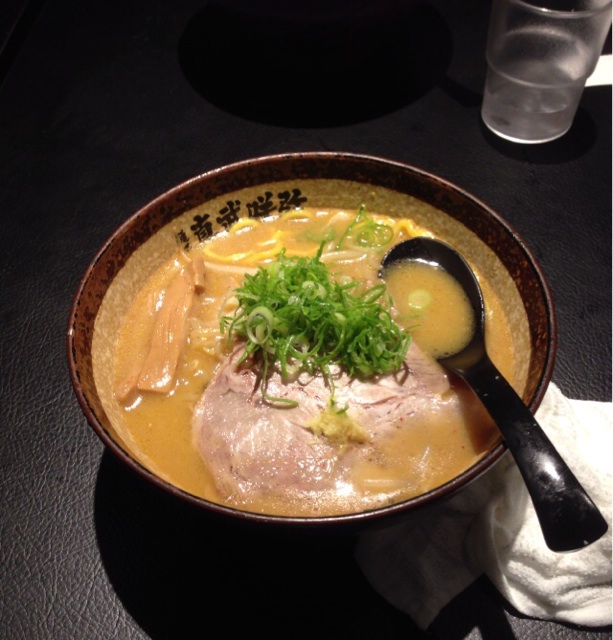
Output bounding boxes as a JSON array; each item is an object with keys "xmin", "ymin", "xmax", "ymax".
[{"xmin": 67, "ymin": 152, "xmax": 556, "ymax": 532}]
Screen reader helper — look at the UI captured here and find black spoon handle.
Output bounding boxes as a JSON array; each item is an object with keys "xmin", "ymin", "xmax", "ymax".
[{"xmin": 456, "ymin": 356, "xmax": 608, "ymax": 553}]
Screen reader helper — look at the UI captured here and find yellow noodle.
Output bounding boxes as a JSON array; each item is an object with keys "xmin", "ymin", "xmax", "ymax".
[
  {"xmin": 320, "ymin": 250, "xmax": 368, "ymax": 264},
  {"xmin": 202, "ymin": 244, "xmax": 251, "ymax": 262},
  {"xmin": 392, "ymin": 218, "xmax": 430, "ymax": 238},
  {"xmin": 228, "ymin": 218, "xmax": 261, "ymax": 234},
  {"xmin": 201, "ymin": 260, "xmax": 258, "ymax": 277},
  {"xmin": 326, "ymin": 211, "xmax": 354, "ymax": 225},
  {"xmin": 241, "ymin": 231, "xmax": 287, "ymax": 264},
  {"xmin": 244, "ymin": 245, "xmax": 284, "ymax": 264},
  {"xmin": 280, "ymin": 210, "xmax": 315, "ymax": 221}
]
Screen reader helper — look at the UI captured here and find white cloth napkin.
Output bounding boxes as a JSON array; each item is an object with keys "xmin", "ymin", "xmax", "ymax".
[
  {"xmin": 355, "ymin": 382, "xmax": 612, "ymax": 629},
  {"xmin": 585, "ymin": 54, "xmax": 612, "ymax": 87}
]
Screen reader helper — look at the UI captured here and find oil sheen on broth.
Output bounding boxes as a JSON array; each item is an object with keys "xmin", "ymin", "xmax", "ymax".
[{"xmin": 113, "ymin": 207, "xmax": 512, "ymax": 516}]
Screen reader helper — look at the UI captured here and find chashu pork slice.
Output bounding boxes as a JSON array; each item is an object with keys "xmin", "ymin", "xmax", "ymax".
[{"xmin": 192, "ymin": 341, "xmax": 453, "ymax": 513}]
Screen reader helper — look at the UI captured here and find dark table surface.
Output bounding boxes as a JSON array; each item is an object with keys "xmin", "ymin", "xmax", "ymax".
[{"xmin": 1, "ymin": 0, "xmax": 611, "ymax": 638}]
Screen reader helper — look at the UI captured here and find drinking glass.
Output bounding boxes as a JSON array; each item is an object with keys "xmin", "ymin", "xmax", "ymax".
[{"xmin": 481, "ymin": 0, "xmax": 612, "ymax": 144}]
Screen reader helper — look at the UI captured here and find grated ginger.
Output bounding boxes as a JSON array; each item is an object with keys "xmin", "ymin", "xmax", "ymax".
[{"xmin": 307, "ymin": 405, "xmax": 368, "ymax": 444}]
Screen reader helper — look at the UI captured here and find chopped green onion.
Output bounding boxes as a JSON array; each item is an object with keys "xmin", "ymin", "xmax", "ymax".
[
  {"xmin": 335, "ymin": 205, "xmax": 394, "ymax": 250},
  {"xmin": 304, "ymin": 227, "xmax": 336, "ymax": 243},
  {"xmin": 408, "ymin": 289, "xmax": 432, "ymax": 310},
  {"xmin": 335, "ymin": 205, "xmax": 367, "ymax": 250},
  {"xmin": 355, "ymin": 221, "xmax": 394, "ymax": 247},
  {"xmin": 221, "ymin": 247, "xmax": 411, "ymax": 406}
]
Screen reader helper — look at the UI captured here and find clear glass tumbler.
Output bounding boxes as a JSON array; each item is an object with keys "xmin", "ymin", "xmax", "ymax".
[{"xmin": 481, "ymin": 0, "xmax": 612, "ymax": 144}]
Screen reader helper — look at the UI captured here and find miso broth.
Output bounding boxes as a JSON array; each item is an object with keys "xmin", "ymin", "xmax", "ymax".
[{"xmin": 112, "ymin": 207, "xmax": 516, "ymax": 516}]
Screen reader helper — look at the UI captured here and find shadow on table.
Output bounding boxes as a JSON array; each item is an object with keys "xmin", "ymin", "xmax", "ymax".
[
  {"xmin": 479, "ymin": 104, "xmax": 599, "ymax": 164},
  {"xmin": 91, "ymin": 452, "xmax": 611, "ymax": 640},
  {"xmin": 177, "ymin": 0, "xmax": 453, "ymax": 128},
  {"xmin": 94, "ymin": 452, "xmax": 429, "ymax": 639}
]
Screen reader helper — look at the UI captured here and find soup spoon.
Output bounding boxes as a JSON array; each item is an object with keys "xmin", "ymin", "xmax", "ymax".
[{"xmin": 380, "ymin": 236, "xmax": 608, "ymax": 553}]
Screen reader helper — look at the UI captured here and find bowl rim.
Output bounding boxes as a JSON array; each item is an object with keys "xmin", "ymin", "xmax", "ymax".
[{"xmin": 66, "ymin": 150, "xmax": 558, "ymax": 529}]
